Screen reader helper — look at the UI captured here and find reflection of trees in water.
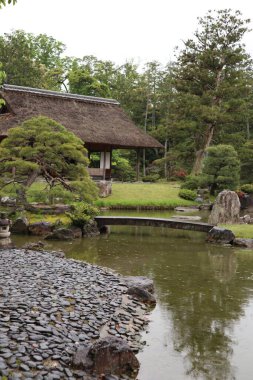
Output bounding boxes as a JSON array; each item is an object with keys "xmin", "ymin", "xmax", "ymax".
[
  {"xmin": 167, "ymin": 248, "xmax": 248, "ymax": 380},
  {"xmin": 208, "ymin": 250, "xmax": 237, "ymax": 283}
]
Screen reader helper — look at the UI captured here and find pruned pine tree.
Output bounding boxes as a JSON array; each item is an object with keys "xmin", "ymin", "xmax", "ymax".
[
  {"xmin": 172, "ymin": 9, "xmax": 252, "ymax": 174},
  {"xmin": 0, "ymin": 116, "xmax": 98, "ymax": 203}
]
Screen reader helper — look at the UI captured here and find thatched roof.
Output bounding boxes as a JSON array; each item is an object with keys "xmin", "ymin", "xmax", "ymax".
[{"xmin": 0, "ymin": 84, "xmax": 163, "ymax": 149}]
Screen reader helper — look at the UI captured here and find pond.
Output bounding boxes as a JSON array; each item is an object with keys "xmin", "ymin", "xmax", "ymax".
[{"xmin": 11, "ymin": 210, "xmax": 253, "ymax": 380}]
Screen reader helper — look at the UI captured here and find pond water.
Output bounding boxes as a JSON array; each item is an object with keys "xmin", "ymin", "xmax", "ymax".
[{"xmin": 11, "ymin": 210, "xmax": 253, "ymax": 380}]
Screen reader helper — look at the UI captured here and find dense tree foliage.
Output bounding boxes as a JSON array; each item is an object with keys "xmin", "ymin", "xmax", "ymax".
[
  {"xmin": 0, "ymin": 30, "xmax": 67, "ymax": 89},
  {"xmin": 1, "ymin": 8, "xmax": 253, "ymax": 182},
  {"xmin": 240, "ymin": 140, "xmax": 253, "ymax": 183},
  {"xmin": 170, "ymin": 9, "xmax": 253, "ymax": 174},
  {"xmin": 202, "ymin": 145, "xmax": 240, "ymax": 194},
  {"xmin": 0, "ymin": 116, "xmax": 98, "ymax": 203}
]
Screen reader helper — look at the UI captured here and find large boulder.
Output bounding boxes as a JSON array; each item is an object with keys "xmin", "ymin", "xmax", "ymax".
[
  {"xmin": 72, "ymin": 337, "xmax": 139, "ymax": 378},
  {"xmin": 97, "ymin": 181, "xmax": 112, "ymax": 198},
  {"xmin": 127, "ymin": 286, "xmax": 156, "ymax": 305},
  {"xmin": 233, "ymin": 238, "xmax": 253, "ymax": 249},
  {"xmin": 45, "ymin": 228, "xmax": 75, "ymax": 240},
  {"xmin": 206, "ymin": 227, "xmax": 235, "ymax": 244},
  {"xmin": 82, "ymin": 220, "xmax": 100, "ymax": 237},
  {"xmin": 28, "ymin": 222, "xmax": 53, "ymax": 236},
  {"xmin": 11, "ymin": 217, "xmax": 29, "ymax": 234},
  {"xmin": 208, "ymin": 190, "xmax": 240, "ymax": 225},
  {"xmin": 122, "ymin": 276, "xmax": 154, "ymax": 294},
  {"xmin": 122, "ymin": 276, "xmax": 155, "ymax": 305}
]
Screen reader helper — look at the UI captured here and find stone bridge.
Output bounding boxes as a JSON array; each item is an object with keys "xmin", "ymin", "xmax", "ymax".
[{"xmin": 95, "ymin": 216, "xmax": 214, "ymax": 233}]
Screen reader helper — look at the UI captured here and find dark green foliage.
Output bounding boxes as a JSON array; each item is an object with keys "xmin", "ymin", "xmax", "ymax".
[
  {"xmin": 181, "ymin": 175, "xmax": 209, "ymax": 190},
  {"xmin": 240, "ymin": 140, "xmax": 253, "ymax": 183},
  {"xmin": 240, "ymin": 184, "xmax": 253, "ymax": 194},
  {"xmin": 178, "ymin": 189, "xmax": 197, "ymax": 201},
  {"xmin": 0, "ymin": 116, "xmax": 98, "ymax": 203},
  {"xmin": 169, "ymin": 9, "xmax": 253, "ymax": 173},
  {"xmin": 111, "ymin": 150, "xmax": 135, "ymax": 182},
  {"xmin": 67, "ymin": 202, "xmax": 99, "ymax": 228},
  {"xmin": 142, "ymin": 174, "xmax": 160, "ymax": 182},
  {"xmin": 181, "ymin": 176, "xmax": 200, "ymax": 190},
  {"xmin": 202, "ymin": 145, "xmax": 240, "ymax": 194}
]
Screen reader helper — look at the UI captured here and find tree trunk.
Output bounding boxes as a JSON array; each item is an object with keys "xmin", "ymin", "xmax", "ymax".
[
  {"xmin": 191, "ymin": 63, "xmax": 224, "ymax": 175},
  {"xmin": 192, "ymin": 124, "xmax": 214, "ymax": 175}
]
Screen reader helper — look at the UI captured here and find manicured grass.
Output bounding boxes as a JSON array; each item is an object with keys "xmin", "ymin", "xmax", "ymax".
[
  {"xmin": 220, "ymin": 224, "xmax": 253, "ymax": 239},
  {"xmin": 1, "ymin": 181, "xmax": 197, "ymax": 211},
  {"xmin": 95, "ymin": 182, "xmax": 197, "ymax": 209}
]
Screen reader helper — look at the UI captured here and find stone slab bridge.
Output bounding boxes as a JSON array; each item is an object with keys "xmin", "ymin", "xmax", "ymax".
[{"xmin": 95, "ymin": 216, "xmax": 214, "ymax": 233}]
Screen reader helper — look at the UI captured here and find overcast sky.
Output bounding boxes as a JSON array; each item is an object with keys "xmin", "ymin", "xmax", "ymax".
[{"xmin": 0, "ymin": 0, "xmax": 253, "ymax": 66}]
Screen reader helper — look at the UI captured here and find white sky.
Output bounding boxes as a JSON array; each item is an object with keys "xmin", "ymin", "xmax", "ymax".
[{"xmin": 0, "ymin": 0, "xmax": 253, "ymax": 66}]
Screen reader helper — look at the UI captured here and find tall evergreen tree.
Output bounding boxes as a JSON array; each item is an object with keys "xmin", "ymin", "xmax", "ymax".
[{"xmin": 171, "ymin": 9, "xmax": 252, "ymax": 174}]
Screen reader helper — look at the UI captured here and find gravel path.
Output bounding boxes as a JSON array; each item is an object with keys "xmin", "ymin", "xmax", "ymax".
[{"xmin": 0, "ymin": 249, "xmax": 148, "ymax": 379}]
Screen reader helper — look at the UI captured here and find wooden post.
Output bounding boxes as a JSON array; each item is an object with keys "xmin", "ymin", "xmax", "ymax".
[
  {"xmin": 136, "ymin": 149, "xmax": 140, "ymax": 181},
  {"xmin": 103, "ymin": 150, "xmax": 106, "ymax": 180}
]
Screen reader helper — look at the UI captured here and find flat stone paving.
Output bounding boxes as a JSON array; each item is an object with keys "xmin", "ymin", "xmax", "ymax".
[{"xmin": 0, "ymin": 249, "xmax": 148, "ymax": 379}]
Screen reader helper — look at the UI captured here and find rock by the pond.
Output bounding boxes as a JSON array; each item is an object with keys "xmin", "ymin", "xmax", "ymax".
[
  {"xmin": 206, "ymin": 227, "xmax": 235, "ymax": 244},
  {"xmin": 26, "ymin": 203, "xmax": 71, "ymax": 214},
  {"xmin": 72, "ymin": 345, "xmax": 93, "ymax": 370},
  {"xmin": 73, "ymin": 336, "xmax": 139, "ymax": 377},
  {"xmin": 22, "ymin": 241, "xmax": 45, "ymax": 251},
  {"xmin": 171, "ymin": 215, "xmax": 201, "ymax": 221},
  {"xmin": 28, "ymin": 222, "xmax": 53, "ymax": 236},
  {"xmin": 122, "ymin": 276, "xmax": 154, "ymax": 294},
  {"xmin": 127, "ymin": 286, "xmax": 156, "ymax": 305},
  {"xmin": 45, "ymin": 228, "xmax": 74, "ymax": 240},
  {"xmin": 70, "ymin": 226, "xmax": 82, "ymax": 238},
  {"xmin": 174, "ymin": 206, "xmax": 199, "ymax": 212},
  {"xmin": 82, "ymin": 220, "xmax": 100, "ymax": 237},
  {"xmin": 97, "ymin": 181, "xmax": 112, "ymax": 198},
  {"xmin": 11, "ymin": 217, "xmax": 29, "ymax": 234},
  {"xmin": 208, "ymin": 190, "xmax": 240, "ymax": 225},
  {"xmin": 233, "ymin": 238, "xmax": 253, "ymax": 248}
]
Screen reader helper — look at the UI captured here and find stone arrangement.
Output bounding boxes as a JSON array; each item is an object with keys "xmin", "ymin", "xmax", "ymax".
[{"xmin": 0, "ymin": 249, "xmax": 153, "ymax": 379}]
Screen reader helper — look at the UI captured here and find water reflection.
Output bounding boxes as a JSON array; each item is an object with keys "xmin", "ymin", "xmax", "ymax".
[{"xmin": 12, "ymin": 225, "xmax": 253, "ymax": 380}]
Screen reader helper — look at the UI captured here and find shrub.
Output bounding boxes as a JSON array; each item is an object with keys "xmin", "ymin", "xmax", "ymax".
[
  {"xmin": 240, "ymin": 184, "xmax": 253, "ymax": 194},
  {"xmin": 181, "ymin": 175, "xmax": 200, "ymax": 190},
  {"xmin": 142, "ymin": 174, "xmax": 160, "ymax": 182},
  {"xmin": 202, "ymin": 144, "xmax": 240, "ymax": 195},
  {"xmin": 178, "ymin": 189, "xmax": 197, "ymax": 201},
  {"xmin": 66, "ymin": 203, "xmax": 99, "ymax": 229}
]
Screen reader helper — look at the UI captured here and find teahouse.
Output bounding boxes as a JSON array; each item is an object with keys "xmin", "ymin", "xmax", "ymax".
[{"xmin": 0, "ymin": 84, "xmax": 162, "ymax": 180}]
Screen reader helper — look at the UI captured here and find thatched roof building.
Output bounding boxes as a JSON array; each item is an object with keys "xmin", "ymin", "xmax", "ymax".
[
  {"xmin": 0, "ymin": 84, "xmax": 162, "ymax": 150},
  {"xmin": 0, "ymin": 84, "xmax": 163, "ymax": 180}
]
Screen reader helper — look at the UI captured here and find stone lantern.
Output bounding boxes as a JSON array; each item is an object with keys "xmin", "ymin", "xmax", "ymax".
[{"xmin": 0, "ymin": 212, "xmax": 11, "ymax": 238}]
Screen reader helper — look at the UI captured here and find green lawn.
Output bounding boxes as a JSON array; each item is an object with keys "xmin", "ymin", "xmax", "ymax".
[
  {"xmin": 220, "ymin": 224, "xmax": 253, "ymax": 239},
  {"xmin": 96, "ymin": 182, "xmax": 197, "ymax": 209}
]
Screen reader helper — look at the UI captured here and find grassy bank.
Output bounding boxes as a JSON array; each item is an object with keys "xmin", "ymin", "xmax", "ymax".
[
  {"xmin": 96, "ymin": 182, "xmax": 197, "ymax": 209},
  {"xmin": 220, "ymin": 224, "xmax": 253, "ymax": 239}
]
